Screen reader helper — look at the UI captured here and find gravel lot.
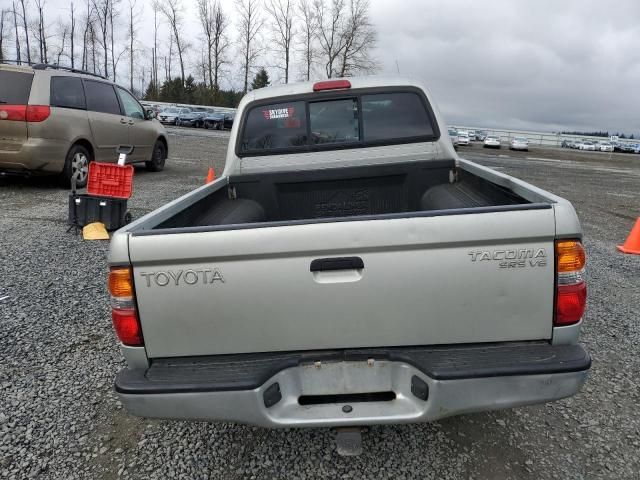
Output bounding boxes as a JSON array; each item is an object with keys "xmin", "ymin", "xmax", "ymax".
[{"xmin": 1, "ymin": 130, "xmax": 638, "ymax": 479}]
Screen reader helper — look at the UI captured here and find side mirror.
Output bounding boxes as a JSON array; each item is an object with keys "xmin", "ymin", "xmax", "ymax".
[{"xmin": 145, "ymin": 108, "xmax": 157, "ymax": 120}]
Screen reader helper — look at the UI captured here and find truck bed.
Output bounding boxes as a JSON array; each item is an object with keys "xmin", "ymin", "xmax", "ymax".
[{"xmin": 155, "ymin": 159, "xmax": 530, "ymax": 230}]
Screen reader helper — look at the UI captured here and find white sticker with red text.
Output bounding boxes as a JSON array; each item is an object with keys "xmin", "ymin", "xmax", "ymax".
[{"xmin": 263, "ymin": 107, "xmax": 295, "ymax": 120}]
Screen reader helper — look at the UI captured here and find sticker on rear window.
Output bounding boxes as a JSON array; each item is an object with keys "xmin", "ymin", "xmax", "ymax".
[{"xmin": 263, "ymin": 107, "xmax": 294, "ymax": 120}]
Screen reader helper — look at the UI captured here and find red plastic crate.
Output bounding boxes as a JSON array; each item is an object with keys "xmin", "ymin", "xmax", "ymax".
[{"xmin": 87, "ymin": 162, "xmax": 134, "ymax": 199}]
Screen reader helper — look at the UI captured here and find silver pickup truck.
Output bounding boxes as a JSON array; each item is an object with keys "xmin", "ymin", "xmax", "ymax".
[{"xmin": 108, "ymin": 77, "xmax": 590, "ymax": 430}]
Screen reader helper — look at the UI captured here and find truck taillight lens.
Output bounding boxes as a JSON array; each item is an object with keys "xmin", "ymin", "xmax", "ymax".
[
  {"xmin": 555, "ymin": 240, "xmax": 587, "ymax": 326},
  {"xmin": 108, "ymin": 267, "xmax": 143, "ymax": 346}
]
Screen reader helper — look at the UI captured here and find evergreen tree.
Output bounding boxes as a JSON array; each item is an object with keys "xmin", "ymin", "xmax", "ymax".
[{"xmin": 251, "ymin": 68, "xmax": 270, "ymax": 90}]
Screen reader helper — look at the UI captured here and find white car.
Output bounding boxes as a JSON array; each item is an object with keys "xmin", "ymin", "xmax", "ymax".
[
  {"xmin": 448, "ymin": 128, "xmax": 458, "ymax": 147},
  {"xmin": 457, "ymin": 132, "xmax": 470, "ymax": 145},
  {"xmin": 483, "ymin": 135, "xmax": 501, "ymax": 148},
  {"xmin": 598, "ymin": 142, "xmax": 614, "ymax": 152},
  {"xmin": 578, "ymin": 141, "xmax": 596, "ymax": 151},
  {"xmin": 510, "ymin": 137, "xmax": 529, "ymax": 151},
  {"xmin": 467, "ymin": 130, "xmax": 476, "ymax": 141},
  {"xmin": 158, "ymin": 107, "xmax": 192, "ymax": 125}
]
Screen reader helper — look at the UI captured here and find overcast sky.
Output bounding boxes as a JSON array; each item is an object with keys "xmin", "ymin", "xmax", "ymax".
[{"xmin": 11, "ymin": 0, "xmax": 640, "ymax": 133}]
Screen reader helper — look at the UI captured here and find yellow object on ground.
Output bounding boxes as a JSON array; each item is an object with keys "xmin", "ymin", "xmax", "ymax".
[{"xmin": 82, "ymin": 222, "xmax": 110, "ymax": 240}]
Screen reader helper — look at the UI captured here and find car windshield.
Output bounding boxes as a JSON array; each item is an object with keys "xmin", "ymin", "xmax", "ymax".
[
  {"xmin": 163, "ymin": 108, "xmax": 179, "ymax": 114},
  {"xmin": 448, "ymin": 129, "xmax": 457, "ymax": 135},
  {"xmin": 514, "ymin": 137, "xmax": 527, "ymax": 141},
  {"xmin": 487, "ymin": 136, "xmax": 499, "ymax": 140}
]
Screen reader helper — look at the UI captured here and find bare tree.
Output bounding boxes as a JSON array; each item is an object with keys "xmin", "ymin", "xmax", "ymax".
[
  {"xmin": 314, "ymin": 0, "xmax": 376, "ymax": 78},
  {"xmin": 89, "ymin": 19, "xmax": 97, "ymax": 73},
  {"xmin": 197, "ymin": 0, "xmax": 215, "ymax": 89},
  {"xmin": 236, "ymin": 0, "xmax": 264, "ymax": 94},
  {"xmin": 127, "ymin": 0, "xmax": 141, "ymax": 91},
  {"xmin": 337, "ymin": 0, "xmax": 376, "ymax": 76},
  {"xmin": 152, "ymin": 2, "xmax": 158, "ymax": 88},
  {"xmin": 70, "ymin": 2, "xmax": 76, "ymax": 67},
  {"xmin": 314, "ymin": 0, "xmax": 344, "ymax": 78},
  {"xmin": 155, "ymin": 0, "xmax": 187, "ymax": 85},
  {"xmin": 13, "ymin": 2, "xmax": 21, "ymax": 64},
  {"xmin": 54, "ymin": 21, "xmax": 69, "ymax": 65},
  {"xmin": 197, "ymin": 0, "xmax": 229, "ymax": 95},
  {"xmin": 0, "ymin": 9, "xmax": 8, "ymax": 63},
  {"xmin": 33, "ymin": 0, "xmax": 49, "ymax": 63},
  {"xmin": 163, "ymin": 33, "xmax": 173, "ymax": 81},
  {"xmin": 265, "ymin": 0, "xmax": 294, "ymax": 83},
  {"xmin": 92, "ymin": 0, "xmax": 109, "ymax": 77},
  {"xmin": 211, "ymin": 3, "xmax": 230, "ymax": 98},
  {"xmin": 81, "ymin": 0, "xmax": 91, "ymax": 70},
  {"xmin": 297, "ymin": 0, "xmax": 317, "ymax": 80},
  {"xmin": 18, "ymin": 0, "xmax": 31, "ymax": 63},
  {"xmin": 108, "ymin": 0, "xmax": 125, "ymax": 80}
]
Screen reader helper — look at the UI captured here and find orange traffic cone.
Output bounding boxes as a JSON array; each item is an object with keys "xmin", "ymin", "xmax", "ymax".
[
  {"xmin": 205, "ymin": 167, "xmax": 216, "ymax": 184},
  {"xmin": 617, "ymin": 218, "xmax": 640, "ymax": 255}
]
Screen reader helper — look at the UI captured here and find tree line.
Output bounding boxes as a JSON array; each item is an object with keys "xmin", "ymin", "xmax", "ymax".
[
  {"xmin": 0, "ymin": 0, "xmax": 378, "ymax": 107},
  {"xmin": 561, "ymin": 131, "xmax": 636, "ymax": 140}
]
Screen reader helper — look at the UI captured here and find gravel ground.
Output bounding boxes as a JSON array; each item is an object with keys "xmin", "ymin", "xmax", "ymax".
[{"xmin": 1, "ymin": 130, "xmax": 638, "ymax": 479}]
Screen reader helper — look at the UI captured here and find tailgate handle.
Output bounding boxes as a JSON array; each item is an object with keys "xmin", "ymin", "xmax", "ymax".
[{"xmin": 310, "ymin": 257, "xmax": 364, "ymax": 272}]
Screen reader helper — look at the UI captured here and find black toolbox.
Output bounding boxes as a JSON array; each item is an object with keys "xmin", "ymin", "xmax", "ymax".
[{"xmin": 68, "ymin": 193, "xmax": 130, "ymax": 231}]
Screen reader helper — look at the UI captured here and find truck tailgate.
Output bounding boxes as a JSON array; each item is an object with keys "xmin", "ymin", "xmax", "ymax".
[{"xmin": 129, "ymin": 207, "xmax": 556, "ymax": 358}]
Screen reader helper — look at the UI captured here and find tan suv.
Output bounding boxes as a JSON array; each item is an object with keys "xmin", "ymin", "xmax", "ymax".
[{"xmin": 0, "ymin": 63, "xmax": 168, "ymax": 187}]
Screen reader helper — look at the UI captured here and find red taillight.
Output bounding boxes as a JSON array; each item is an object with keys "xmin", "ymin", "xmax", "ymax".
[
  {"xmin": 556, "ymin": 283, "xmax": 587, "ymax": 326},
  {"xmin": 313, "ymin": 80, "xmax": 351, "ymax": 91},
  {"xmin": 0, "ymin": 105, "xmax": 27, "ymax": 121},
  {"xmin": 554, "ymin": 240, "xmax": 587, "ymax": 326},
  {"xmin": 109, "ymin": 267, "xmax": 144, "ymax": 346},
  {"xmin": 112, "ymin": 309, "xmax": 144, "ymax": 346},
  {"xmin": 26, "ymin": 105, "xmax": 50, "ymax": 122}
]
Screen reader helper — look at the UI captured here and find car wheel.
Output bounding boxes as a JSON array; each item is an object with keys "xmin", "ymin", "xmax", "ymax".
[
  {"xmin": 60, "ymin": 144, "xmax": 91, "ymax": 188},
  {"xmin": 217, "ymin": 122, "xmax": 222, "ymax": 130},
  {"xmin": 145, "ymin": 140, "xmax": 166, "ymax": 172}
]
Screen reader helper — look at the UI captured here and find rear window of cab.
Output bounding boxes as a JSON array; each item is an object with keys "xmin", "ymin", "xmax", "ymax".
[{"xmin": 239, "ymin": 90, "xmax": 438, "ymax": 155}]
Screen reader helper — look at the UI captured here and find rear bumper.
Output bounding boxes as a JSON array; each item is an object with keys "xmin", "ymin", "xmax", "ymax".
[
  {"xmin": 0, "ymin": 137, "xmax": 69, "ymax": 174},
  {"xmin": 115, "ymin": 343, "xmax": 590, "ymax": 428}
]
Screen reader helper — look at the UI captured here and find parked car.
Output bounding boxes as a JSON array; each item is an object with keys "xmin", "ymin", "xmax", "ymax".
[
  {"xmin": 203, "ymin": 111, "xmax": 235, "ymax": 130},
  {"xmin": 467, "ymin": 130, "xmax": 476, "ymax": 141},
  {"xmin": 620, "ymin": 143, "xmax": 636, "ymax": 153},
  {"xmin": 0, "ymin": 62, "xmax": 168, "ymax": 187},
  {"xmin": 457, "ymin": 131, "xmax": 470, "ymax": 145},
  {"xmin": 176, "ymin": 110, "xmax": 210, "ymax": 128},
  {"xmin": 561, "ymin": 139, "xmax": 574, "ymax": 148},
  {"xmin": 448, "ymin": 128, "xmax": 458, "ymax": 147},
  {"xmin": 598, "ymin": 141, "xmax": 614, "ymax": 152},
  {"xmin": 578, "ymin": 141, "xmax": 596, "ymax": 151},
  {"xmin": 158, "ymin": 107, "xmax": 191, "ymax": 125},
  {"xmin": 483, "ymin": 135, "xmax": 501, "ymax": 148},
  {"xmin": 475, "ymin": 130, "xmax": 488, "ymax": 141},
  {"xmin": 109, "ymin": 76, "xmax": 590, "ymax": 433},
  {"xmin": 510, "ymin": 137, "xmax": 529, "ymax": 151}
]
